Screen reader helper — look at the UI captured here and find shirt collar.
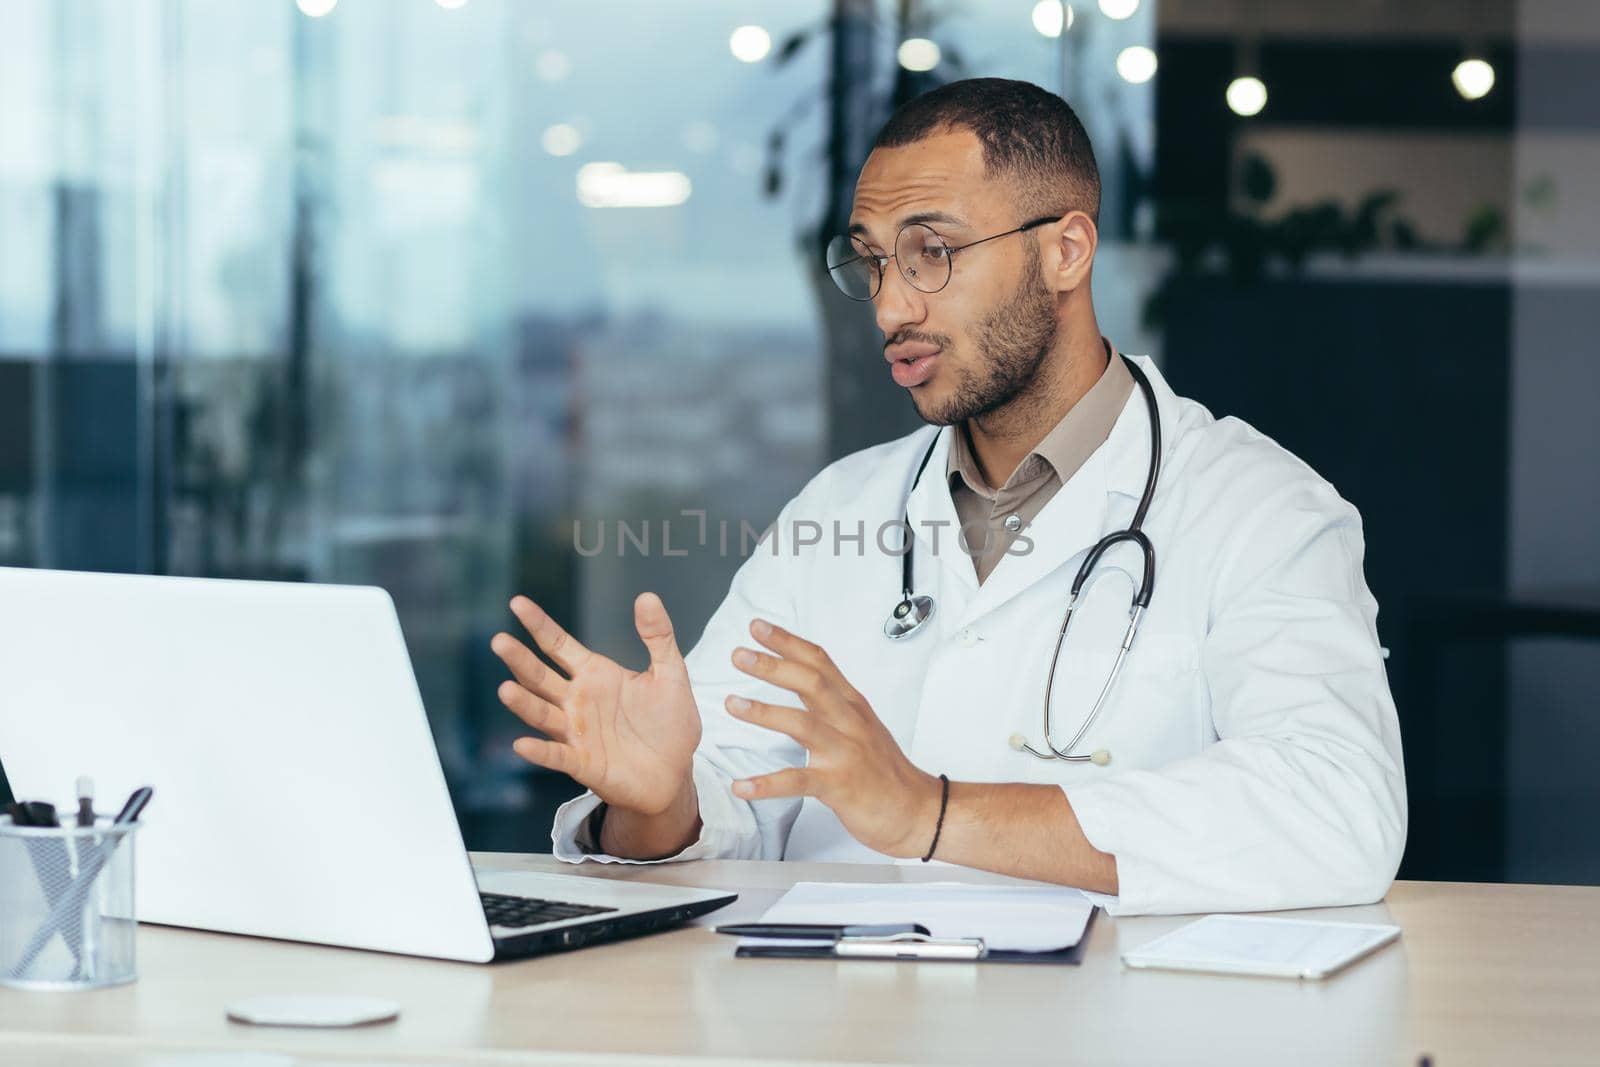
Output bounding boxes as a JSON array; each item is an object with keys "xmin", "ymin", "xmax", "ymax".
[{"xmin": 945, "ymin": 338, "xmax": 1135, "ymax": 496}]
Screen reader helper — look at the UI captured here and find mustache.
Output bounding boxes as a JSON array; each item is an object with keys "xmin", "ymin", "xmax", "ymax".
[{"xmin": 883, "ymin": 329, "xmax": 953, "ymax": 351}]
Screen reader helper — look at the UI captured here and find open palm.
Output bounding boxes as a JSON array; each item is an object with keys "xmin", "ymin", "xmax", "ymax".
[{"xmin": 491, "ymin": 593, "xmax": 701, "ymax": 816}]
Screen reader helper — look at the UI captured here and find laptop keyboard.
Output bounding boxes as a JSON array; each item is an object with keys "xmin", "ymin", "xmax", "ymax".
[{"xmin": 480, "ymin": 891, "xmax": 618, "ymax": 930}]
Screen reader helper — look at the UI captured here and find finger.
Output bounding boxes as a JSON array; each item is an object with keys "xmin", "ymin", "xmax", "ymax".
[
  {"xmin": 511, "ymin": 736, "xmax": 581, "ymax": 778},
  {"xmin": 749, "ymin": 618, "xmax": 827, "ymax": 666},
  {"xmin": 510, "ymin": 596, "xmax": 592, "ymax": 674},
  {"xmin": 732, "ymin": 768, "xmax": 812, "ymax": 801},
  {"xmin": 749, "ymin": 622, "xmax": 865, "ymax": 706},
  {"xmin": 490, "ymin": 632, "xmax": 570, "ymax": 703},
  {"xmin": 725, "ymin": 695, "xmax": 815, "ymax": 746},
  {"xmin": 498, "ymin": 680, "xmax": 568, "ymax": 739},
  {"xmin": 731, "ymin": 646, "xmax": 829, "ymax": 701},
  {"xmin": 635, "ymin": 592, "xmax": 686, "ymax": 675}
]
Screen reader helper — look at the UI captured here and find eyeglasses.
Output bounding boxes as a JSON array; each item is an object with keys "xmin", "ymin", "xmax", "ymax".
[{"xmin": 825, "ymin": 215, "xmax": 1062, "ymax": 302}]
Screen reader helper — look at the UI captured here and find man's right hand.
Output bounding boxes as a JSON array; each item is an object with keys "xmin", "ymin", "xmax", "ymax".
[{"xmin": 491, "ymin": 593, "xmax": 701, "ymax": 823}]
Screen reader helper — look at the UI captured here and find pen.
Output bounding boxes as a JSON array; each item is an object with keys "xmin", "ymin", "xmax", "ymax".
[
  {"xmin": 715, "ymin": 923, "xmax": 930, "ymax": 940},
  {"xmin": 112, "ymin": 786, "xmax": 154, "ymax": 826},
  {"xmin": 4, "ymin": 801, "xmax": 31, "ymax": 826}
]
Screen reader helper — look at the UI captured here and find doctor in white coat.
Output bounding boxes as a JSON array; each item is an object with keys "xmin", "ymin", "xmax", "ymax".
[{"xmin": 490, "ymin": 78, "xmax": 1406, "ymax": 916}]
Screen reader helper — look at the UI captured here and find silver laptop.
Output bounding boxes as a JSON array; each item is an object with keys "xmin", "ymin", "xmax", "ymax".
[{"xmin": 0, "ymin": 566, "xmax": 733, "ymax": 962}]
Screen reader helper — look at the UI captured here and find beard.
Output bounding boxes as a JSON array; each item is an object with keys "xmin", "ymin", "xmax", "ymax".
[{"xmin": 914, "ymin": 246, "xmax": 1058, "ymax": 427}]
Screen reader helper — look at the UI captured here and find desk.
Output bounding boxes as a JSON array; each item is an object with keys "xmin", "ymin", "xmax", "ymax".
[{"xmin": 2, "ymin": 855, "xmax": 1597, "ymax": 1066}]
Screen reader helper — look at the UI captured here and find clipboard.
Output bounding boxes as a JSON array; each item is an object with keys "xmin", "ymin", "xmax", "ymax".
[{"xmin": 735, "ymin": 909, "xmax": 1097, "ymax": 965}]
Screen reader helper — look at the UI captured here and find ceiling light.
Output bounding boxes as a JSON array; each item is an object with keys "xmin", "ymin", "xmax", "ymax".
[
  {"xmin": 535, "ymin": 50, "xmax": 570, "ymax": 82},
  {"xmin": 577, "ymin": 163, "xmax": 692, "ymax": 208},
  {"xmin": 542, "ymin": 124, "xmax": 581, "ymax": 157},
  {"xmin": 1226, "ymin": 76, "xmax": 1268, "ymax": 117},
  {"xmin": 1031, "ymin": 1, "xmax": 1074, "ymax": 38},
  {"xmin": 897, "ymin": 38, "xmax": 941, "ymax": 72},
  {"xmin": 1116, "ymin": 45, "xmax": 1158, "ymax": 84},
  {"xmin": 1452, "ymin": 57, "xmax": 1495, "ymax": 101},
  {"xmin": 729, "ymin": 25, "xmax": 772, "ymax": 64}
]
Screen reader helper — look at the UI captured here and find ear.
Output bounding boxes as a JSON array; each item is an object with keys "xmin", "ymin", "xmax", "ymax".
[{"xmin": 1039, "ymin": 211, "xmax": 1098, "ymax": 295}]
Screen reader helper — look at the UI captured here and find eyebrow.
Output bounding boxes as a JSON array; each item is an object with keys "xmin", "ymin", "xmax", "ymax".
[{"xmin": 848, "ymin": 209, "xmax": 971, "ymax": 240}]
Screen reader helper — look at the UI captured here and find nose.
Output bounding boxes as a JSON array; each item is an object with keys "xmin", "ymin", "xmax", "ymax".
[{"xmin": 872, "ymin": 263, "xmax": 927, "ymax": 341}]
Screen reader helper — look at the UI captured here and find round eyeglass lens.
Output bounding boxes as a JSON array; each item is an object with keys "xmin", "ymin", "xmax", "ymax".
[
  {"xmin": 894, "ymin": 223, "xmax": 953, "ymax": 294},
  {"xmin": 826, "ymin": 235, "xmax": 879, "ymax": 300}
]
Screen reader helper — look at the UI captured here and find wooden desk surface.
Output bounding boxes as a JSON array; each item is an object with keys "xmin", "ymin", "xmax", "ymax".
[{"xmin": 2, "ymin": 854, "xmax": 1597, "ymax": 1067}]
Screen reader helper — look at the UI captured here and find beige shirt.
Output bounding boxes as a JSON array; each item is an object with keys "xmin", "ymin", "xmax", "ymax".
[{"xmin": 948, "ymin": 343, "xmax": 1135, "ymax": 584}]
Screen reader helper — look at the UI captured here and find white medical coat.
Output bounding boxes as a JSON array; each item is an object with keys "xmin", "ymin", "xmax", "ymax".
[{"xmin": 552, "ymin": 356, "xmax": 1407, "ymax": 916}]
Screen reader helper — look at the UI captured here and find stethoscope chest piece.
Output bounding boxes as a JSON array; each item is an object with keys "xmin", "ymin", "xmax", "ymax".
[{"xmin": 883, "ymin": 595, "xmax": 936, "ymax": 640}]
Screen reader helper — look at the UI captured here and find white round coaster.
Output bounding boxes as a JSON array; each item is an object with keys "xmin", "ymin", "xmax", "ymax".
[
  {"xmin": 225, "ymin": 994, "xmax": 401, "ymax": 1028},
  {"xmin": 152, "ymin": 1055, "xmax": 298, "ymax": 1067},
  {"xmin": 151, "ymin": 1056, "xmax": 297, "ymax": 1067}
]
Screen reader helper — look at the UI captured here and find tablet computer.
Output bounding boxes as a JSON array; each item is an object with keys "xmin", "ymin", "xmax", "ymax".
[{"xmin": 1121, "ymin": 914, "xmax": 1401, "ymax": 980}]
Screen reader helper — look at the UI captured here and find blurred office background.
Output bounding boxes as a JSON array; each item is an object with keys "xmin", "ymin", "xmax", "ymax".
[{"xmin": 1, "ymin": 0, "xmax": 1595, "ymax": 883}]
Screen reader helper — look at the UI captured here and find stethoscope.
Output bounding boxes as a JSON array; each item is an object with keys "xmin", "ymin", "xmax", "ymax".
[{"xmin": 884, "ymin": 350, "xmax": 1162, "ymax": 767}]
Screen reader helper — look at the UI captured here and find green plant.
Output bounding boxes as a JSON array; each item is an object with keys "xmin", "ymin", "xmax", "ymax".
[{"xmin": 1143, "ymin": 151, "xmax": 1506, "ymax": 329}]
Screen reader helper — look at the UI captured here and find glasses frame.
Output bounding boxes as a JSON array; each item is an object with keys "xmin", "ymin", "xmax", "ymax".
[{"xmin": 827, "ymin": 214, "xmax": 1064, "ymax": 301}]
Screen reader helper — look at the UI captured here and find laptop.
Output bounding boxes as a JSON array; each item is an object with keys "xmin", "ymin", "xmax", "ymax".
[{"xmin": 0, "ymin": 566, "xmax": 734, "ymax": 963}]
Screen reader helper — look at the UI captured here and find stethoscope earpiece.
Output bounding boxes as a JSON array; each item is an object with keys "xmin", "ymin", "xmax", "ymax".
[{"xmin": 1003, "ymin": 734, "xmax": 1113, "ymax": 766}]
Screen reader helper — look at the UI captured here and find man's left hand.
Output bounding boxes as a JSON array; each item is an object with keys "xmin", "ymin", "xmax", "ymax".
[{"xmin": 726, "ymin": 618, "xmax": 942, "ymax": 859}]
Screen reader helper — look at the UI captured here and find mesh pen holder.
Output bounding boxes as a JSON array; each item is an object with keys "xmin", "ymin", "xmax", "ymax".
[{"xmin": 0, "ymin": 814, "xmax": 141, "ymax": 990}]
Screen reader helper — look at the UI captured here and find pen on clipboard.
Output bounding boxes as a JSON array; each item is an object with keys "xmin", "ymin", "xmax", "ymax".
[{"xmin": 715, "ymin": 922, "xmax": 930, "ymax": 940}]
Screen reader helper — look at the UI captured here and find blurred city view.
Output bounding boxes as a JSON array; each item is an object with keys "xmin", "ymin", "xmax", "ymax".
[
  {"xmin": 4, "ymin": 1, "xmax": 1598, "ymax": 876},
  {"xmin": 2, "ymin": 0, "xmax": 1157, "ymax": 847}
]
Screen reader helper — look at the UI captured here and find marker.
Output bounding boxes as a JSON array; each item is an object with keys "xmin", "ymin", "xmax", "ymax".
[
  {"xmin": 76, "ymin": 777, "xmax": 96, "ymax": 828},
  {"xmin": 22, "ymin": 801, "xmax": 59, "ymax": 828}
]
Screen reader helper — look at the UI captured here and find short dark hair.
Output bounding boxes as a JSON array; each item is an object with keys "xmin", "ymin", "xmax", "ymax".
[{"xmin": 872, "ymin": 78, "xmax": 1100, "ymax": 224}]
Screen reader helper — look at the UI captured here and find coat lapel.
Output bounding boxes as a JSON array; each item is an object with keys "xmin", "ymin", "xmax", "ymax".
[
  {"xmin": 901, "ymin": 426, "xmax": 979, "ymax": 595},
  {"xmin": 953, "ymin": 444, "xmax": 1112, "ymax": 627},
  {"xmin": 949, "ymin": 355, "xmax": 1181, "ymax": 628}
]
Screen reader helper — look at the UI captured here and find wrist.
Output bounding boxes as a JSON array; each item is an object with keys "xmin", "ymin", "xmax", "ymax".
[
  {"xmin": 578, "ymin": 801, "xmax": 610, "ymax": 854},
  {"xmin": 919, "ymin": 774, "xmax": 951, "ymax": 862},
  {"xmin": 613, "ymin": 765, "xmax": 697, "ymax": 819},
  {"xmin": 665, "ymin": 769, "xmax": 698, "ymax": 821},
  {"xmin": 890, "ymin": 771, "xmax": 945, "ymax": 859},
  {"xmin": 601, "ymin": 771, "xmax": 700, "ymax": 857}
]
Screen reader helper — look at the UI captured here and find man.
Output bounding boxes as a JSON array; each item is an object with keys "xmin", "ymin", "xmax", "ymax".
[{"xmin": 490, "ymin": 79, "xmax": 1406, "ymax": 915}]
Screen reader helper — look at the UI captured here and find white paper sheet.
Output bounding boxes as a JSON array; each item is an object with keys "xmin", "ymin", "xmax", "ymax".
[{"xmin": 745, "ymin": 881, "xmax": 1095, "ymax": 952}]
